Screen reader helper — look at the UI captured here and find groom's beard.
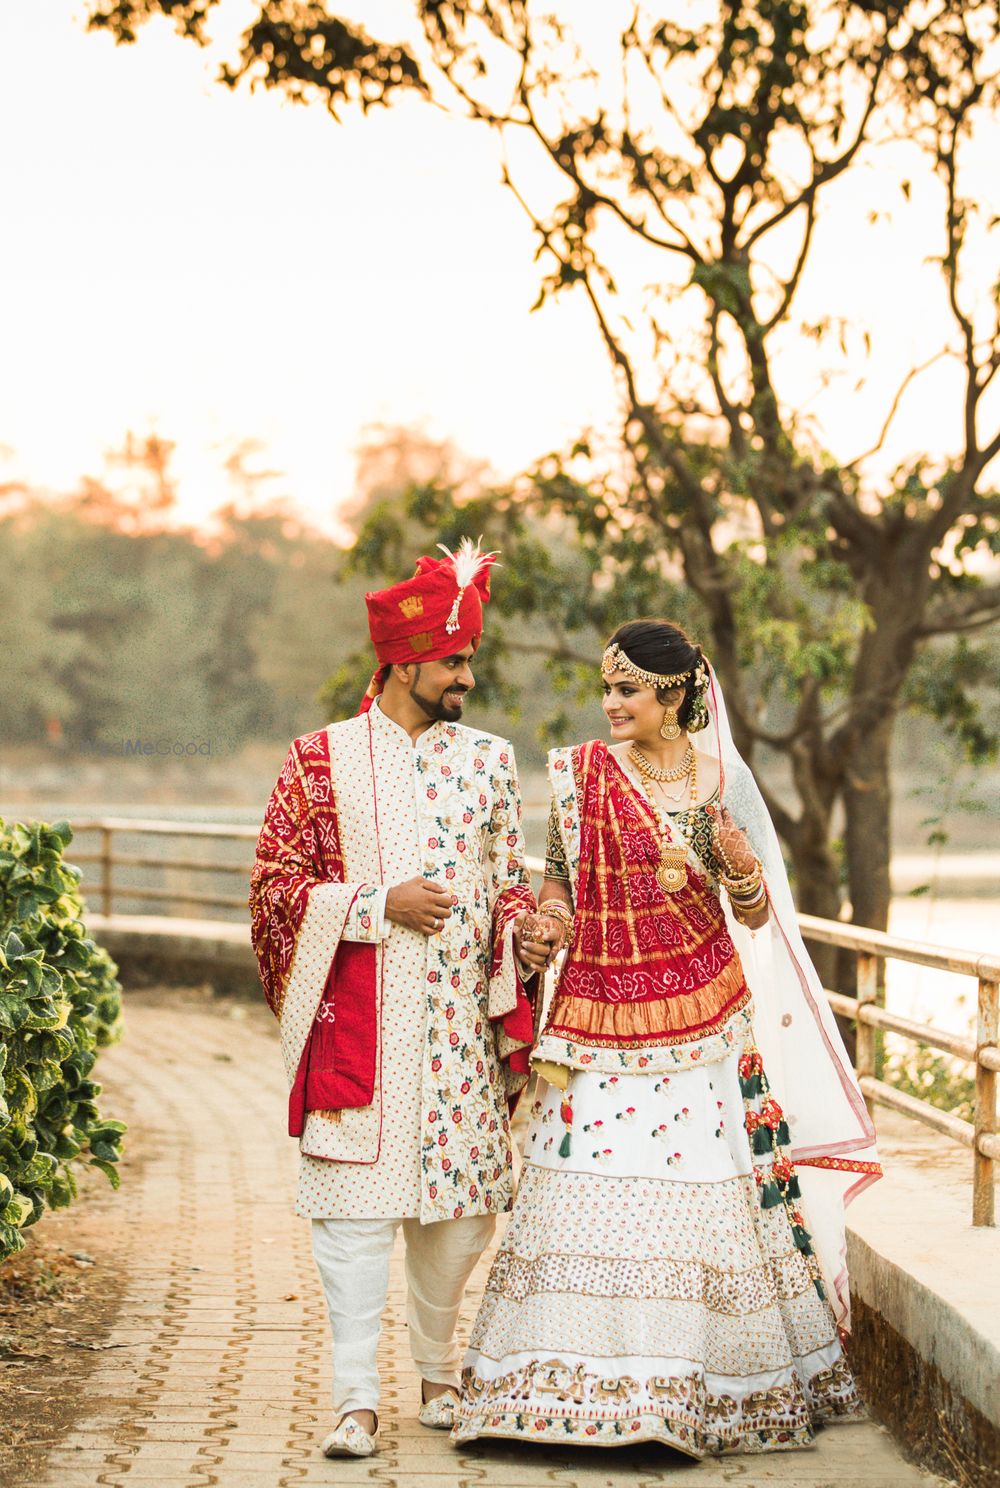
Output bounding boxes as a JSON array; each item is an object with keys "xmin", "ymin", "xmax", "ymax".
[{"xmin": 410, "ymin": 675, "xmax": 469, "ymax": 723}]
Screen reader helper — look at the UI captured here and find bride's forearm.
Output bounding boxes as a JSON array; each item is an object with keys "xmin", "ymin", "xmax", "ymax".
[{"xmin": 539, "ymin": 877, "xmax": 573, "ymax": 912}]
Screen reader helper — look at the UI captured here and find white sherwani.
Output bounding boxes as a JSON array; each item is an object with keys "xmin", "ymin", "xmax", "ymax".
[{"xmin": 250, "ymin": 699, "xmax": 536, "ymax": 1226}]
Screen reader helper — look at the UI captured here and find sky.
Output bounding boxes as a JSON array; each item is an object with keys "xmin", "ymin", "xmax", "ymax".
[
  {"xmin": 1, "ymin": 2, "xmax": 618, "ymax": 532},
  {"xmin": 1, "ymin": 1, "xmax": 997, "ymax": 536}
]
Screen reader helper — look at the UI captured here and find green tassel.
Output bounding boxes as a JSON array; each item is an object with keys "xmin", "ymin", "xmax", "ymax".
[
  {"xmin": 752, "ymin": 1125, "xmax": 773, "ymax": 1155},
  {"xmin": 775, "ymin": 1120, "xmax": 791, "ymax": 1146},
  {"xmin": 787, "ymin": 1174, "xmax": 801, "ymax": 1200},
  {"xmin": 558, "ymin": 1130, "xmax": 572, "ymax": 1158},
  {"xmin": 792, "ymin": 1223, "xmax": 814, "ymax": 1254},
  {"xmin": 760, "ymin": 1181, "xmax": 783, "ymax": 1209},
  {"xmin": 813, "ymin": 1276, "xmax": 826, "ymax": 1301},
  {"xmin": 739, "ymin": 1073, "xmax": 762, "ymax": 1099}
]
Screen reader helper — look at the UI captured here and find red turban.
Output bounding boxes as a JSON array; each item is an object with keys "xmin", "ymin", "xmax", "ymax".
[{"xmin": 359, "ymin": 540, "xmax": 499, "ymax": 713}]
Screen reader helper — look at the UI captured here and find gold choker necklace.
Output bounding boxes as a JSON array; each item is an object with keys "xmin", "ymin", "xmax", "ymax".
[{"xmin": 628, "ymin": 743, "xmax": 694, "ymax": 783}]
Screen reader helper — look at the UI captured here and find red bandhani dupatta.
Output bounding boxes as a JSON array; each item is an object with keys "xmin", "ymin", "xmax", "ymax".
[
  {"xmin": 489, "ymin": 881, "xmax": 537, "ymax": 1085},
  {"xmin": 249, "ymin": 729, "xmax": 379, "ymax": 1134},
  {"xmin": 543, "ymin": 740, "xmax": 750, "ymax": 1053}
]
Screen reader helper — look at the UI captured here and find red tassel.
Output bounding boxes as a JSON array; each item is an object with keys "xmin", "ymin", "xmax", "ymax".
[{"xmin": 558, "ymin": 1095, "xmax": 573, "ymax": 1158}]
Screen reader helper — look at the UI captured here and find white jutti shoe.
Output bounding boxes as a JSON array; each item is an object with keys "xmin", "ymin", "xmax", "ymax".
[
  {"xmin": 321, "ymin": 1415, "xmax": 380, "ymax": 1457},
  {"xmin": 417, "ymin": 1389, "xmax": 459, "ymax": 1430}
]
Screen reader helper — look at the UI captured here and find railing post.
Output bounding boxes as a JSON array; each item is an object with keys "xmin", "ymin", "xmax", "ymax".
[
  {"xmin": 100, "ymin": 825, "xmax": 114, "ymax": 918},
  {"xmin": 973, "ymin": 976, "xmax": 998, "ymax": 1227},
  {"xmin": 856, "ymin": 952, "xmax": 878, "ymax": 1115}
]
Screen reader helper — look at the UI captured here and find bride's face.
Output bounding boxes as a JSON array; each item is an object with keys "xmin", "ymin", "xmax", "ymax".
[{"xmin": 602, "ymin": 670, "xmax": 679, "ymax": 742}]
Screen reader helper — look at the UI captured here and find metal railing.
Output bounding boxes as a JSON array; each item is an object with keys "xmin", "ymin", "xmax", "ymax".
[
  {"xmin": 71, "ymin": 817, "xmax": 259, "ymax": 915},
  {"xmin": 68, "ymin": 817, "xmax": 998, "ymax": 1227}
]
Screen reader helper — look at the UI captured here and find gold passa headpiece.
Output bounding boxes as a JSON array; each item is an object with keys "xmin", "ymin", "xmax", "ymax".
[{"xmin": 601, "ymin": 643, "xmax": 693, "ymax": 690}]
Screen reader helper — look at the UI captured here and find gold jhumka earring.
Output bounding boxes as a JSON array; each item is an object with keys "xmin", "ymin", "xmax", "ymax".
[{"xmin": 660, "ymin": 704, "xmax": 681, "ymax": 741}]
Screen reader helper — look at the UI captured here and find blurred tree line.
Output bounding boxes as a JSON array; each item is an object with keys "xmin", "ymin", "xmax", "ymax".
[
  {"xmin": 0, "ymin": 429, "xmax": 595, "ymax": 764},
  {"xmin": 1, "ymin": 422, "xmax": 996, "ymax": 952},
  {"xmin": 0, "ymin": 434, "xmax": 357, "ymax": 755}
]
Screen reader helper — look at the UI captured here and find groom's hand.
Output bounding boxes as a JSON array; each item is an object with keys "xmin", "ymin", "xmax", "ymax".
[{"xmin": 385, "ymin": 877, "xmax": 455, "ymax": 936}]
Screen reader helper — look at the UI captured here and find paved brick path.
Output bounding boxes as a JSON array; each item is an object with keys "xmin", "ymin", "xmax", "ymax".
[{"xmin": 34, "ymin": 994, "xmax": 946, "ymax": 1487}]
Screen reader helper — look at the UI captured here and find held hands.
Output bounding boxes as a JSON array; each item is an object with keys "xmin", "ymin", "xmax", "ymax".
[
  {"xmin": 385, "ymin": 877, "xmax": 455, "ymax": 937},
  {"xmin": 385, "ymin": 882, "xmax": 572, "ymax": 961},
  {"xmin": 514, "ymin": 910, "xmax": 566, "ymax": 973}
]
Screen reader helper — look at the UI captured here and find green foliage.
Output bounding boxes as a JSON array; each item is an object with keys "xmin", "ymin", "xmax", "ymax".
[
  {"xmin": 0, "ymin": 486, "xmax": 359, "ymax": 752},
  {"xmin": 885, "ymin": 1045, "xmax": 975, "ymax": 1126},
  {"xmin": 0, "ymin": 819, "xmax": 125, "ymax": 1264},
  {"xmin": 902, "ymin": 638, "xmax": 999, "ymax": 766}
]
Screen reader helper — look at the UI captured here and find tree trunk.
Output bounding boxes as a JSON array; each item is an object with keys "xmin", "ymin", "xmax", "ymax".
[
  {"xmin": 778, "ymin": 750, "xmax": 863, "ymax": 1054},
  {"xmin": 843, "ymin": 713, "xmax": 894, "ymax": 934},
  {"xmin": 785, "ymin": 823, "xmax": 844, "ymax": 991},
  {"xmin": 842, "ymin": 710, "xmax": 895, "ymax": 1074}
]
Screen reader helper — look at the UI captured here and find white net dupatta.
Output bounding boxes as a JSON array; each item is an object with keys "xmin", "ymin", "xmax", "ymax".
[{"xmin": 694, "ymin": 664, "xmax": 882, "ymax": 1329}]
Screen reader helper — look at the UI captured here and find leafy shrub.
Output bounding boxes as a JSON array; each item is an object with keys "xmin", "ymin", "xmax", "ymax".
[
  {"xmin": 0, "ymin": 818, "xmax": 125, "ymax": 1263},
  {"xmin": 885, "ymin": 1043, "xmax": 975, "ymax": 1124}
]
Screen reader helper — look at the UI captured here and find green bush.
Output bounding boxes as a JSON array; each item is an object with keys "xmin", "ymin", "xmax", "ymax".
[
  {"xmin": 0, "ymin": 818, "xmax": 125, "ymax": 1263},
  {"xmin": 885, "ymin": 1043, "xmax": 975, "ymax": 1125}
]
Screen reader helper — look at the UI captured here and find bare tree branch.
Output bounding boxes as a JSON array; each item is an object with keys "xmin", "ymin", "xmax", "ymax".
[
  {"xmin": 742, "ymin": 59, "xmax": 885, "ymax": 251},
  {"xmin": 975, "ymin": 424, "xmax": 1000, "ymax": 474},
  {"xmin": 845, "ymin": 351, "xmax": 950, "ymax": 470},
  {"xmin": 761, "ymin": 187, "xmax": 817, "ymax": 335},
  {"xmin": 919, "ymin": 580, "xmax": 1000, "ymax": 636},
  {"xmin": 516, "ymin": 104, "xmax": 701, "ymax": 262}
]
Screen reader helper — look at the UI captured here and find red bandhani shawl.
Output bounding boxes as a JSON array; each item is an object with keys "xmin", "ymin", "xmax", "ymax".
[
  {"xmin": 249, "ymin": 729, "xmax": 378, "ymax": 1134},
  {"xmin": 544, "ymin": 740, "xmax": 750, "ymax": 1052},
  {"xmin": 250, "ymin": 729, "xmax": 346, "ymax": 1020}
]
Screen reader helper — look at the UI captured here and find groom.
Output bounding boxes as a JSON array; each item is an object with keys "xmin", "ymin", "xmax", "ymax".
[{"xmin": 249, "ymin": 541, "xmax": 543, "ymax": 1458}]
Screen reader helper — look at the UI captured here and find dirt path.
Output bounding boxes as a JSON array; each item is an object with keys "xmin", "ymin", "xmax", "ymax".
[{"xmin": 1, "ymin": 990, "xmax": 949, "ymax": 1487}]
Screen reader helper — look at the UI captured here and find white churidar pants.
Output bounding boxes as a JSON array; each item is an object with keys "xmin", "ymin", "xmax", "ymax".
[{"xmin": 312, "ymin": 1213, "xmax": 496, "ymax": 1415}]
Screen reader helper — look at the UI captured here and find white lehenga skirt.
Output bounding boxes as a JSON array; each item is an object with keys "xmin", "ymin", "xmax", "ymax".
[{"xmin": 453, "ymin": 1039, "xmax": 865, "ymax": 1455}]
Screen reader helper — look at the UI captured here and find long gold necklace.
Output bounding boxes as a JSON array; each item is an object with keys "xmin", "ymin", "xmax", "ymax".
[{"xmin": 630, "ymin": 746, "xmax": 698, "ymax": 893}]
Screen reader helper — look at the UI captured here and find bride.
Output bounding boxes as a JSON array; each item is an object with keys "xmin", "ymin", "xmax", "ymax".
[{"xmin": 452, "ymin": 618, "xmax": 881, "ymax": 1457}]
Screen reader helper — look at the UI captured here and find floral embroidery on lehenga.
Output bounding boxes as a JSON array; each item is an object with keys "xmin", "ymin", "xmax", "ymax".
[{"xmin": 454, "ymin": 1048, "xmax": 866, "ymax": 1455}]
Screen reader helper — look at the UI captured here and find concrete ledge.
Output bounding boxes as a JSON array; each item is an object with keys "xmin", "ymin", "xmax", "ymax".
[
  {"xmin": 87, "ymin": 914, "xmax": 257, "ymax": 997},
  {"xmin": 847, "ymin": 1110, "xmax": 999, "ymax": 1487},
  {"xmin": 88, "ymin": 913, "xmax": 255, "ymax": 969},
  {"xmin": 850, "ymin": 1295, "xmax": 996, "ymax": 1488}
]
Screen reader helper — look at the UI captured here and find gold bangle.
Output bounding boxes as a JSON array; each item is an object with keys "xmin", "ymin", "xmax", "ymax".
[
  {"xmin": 728, "ymin": 877, "xmax": 765, "ymax": 901},
  {"xmin": 732, "ymin": 885, "xmax": 767, "ymax": 916},
  {"xmin": 539, "ymin": 900, "xmax": 574, "ymax": 937},
  {"xmin": 540, "ymin": 899, "xmax": 573, "ymax": 920},
  {"xmin": 728, "ymin": 876, "xmax": 766, "ymax": 900},
  {"xmin": 732, "ymin": 892, "xmax": 766, "ymax": 915},
  {"xmin": 721, "ymin": 870, "xmax": 762, "ymax": 896}
]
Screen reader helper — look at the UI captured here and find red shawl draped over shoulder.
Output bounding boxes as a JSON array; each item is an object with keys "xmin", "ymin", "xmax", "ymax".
[
  {"xmin": 249, "ymin": 729, "xmax": 380, "ymax": 1136},
  {"xmin": 543, "ymin": 740, "xmax": 750, "ymax": 1054}
]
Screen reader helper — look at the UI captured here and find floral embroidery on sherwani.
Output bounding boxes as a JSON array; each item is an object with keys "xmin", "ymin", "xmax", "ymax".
[
  {"xmin": 413, "ymin": 723, "xmax": 536, "ymax": 1222},
  {"xmin": 251, "ymin": 705, "xmax": 536, "ymax": 1225}
]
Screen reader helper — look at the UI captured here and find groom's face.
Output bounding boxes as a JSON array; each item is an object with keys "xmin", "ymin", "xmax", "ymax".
[{"xmin": 409, "ymin": 645, "xmax": 477, "ymax": 722}]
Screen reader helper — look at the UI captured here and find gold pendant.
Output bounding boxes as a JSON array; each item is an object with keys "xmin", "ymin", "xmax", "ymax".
[{"xmin": 656, "ymin": 847, "xmax": 688, "ymax": 893}]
